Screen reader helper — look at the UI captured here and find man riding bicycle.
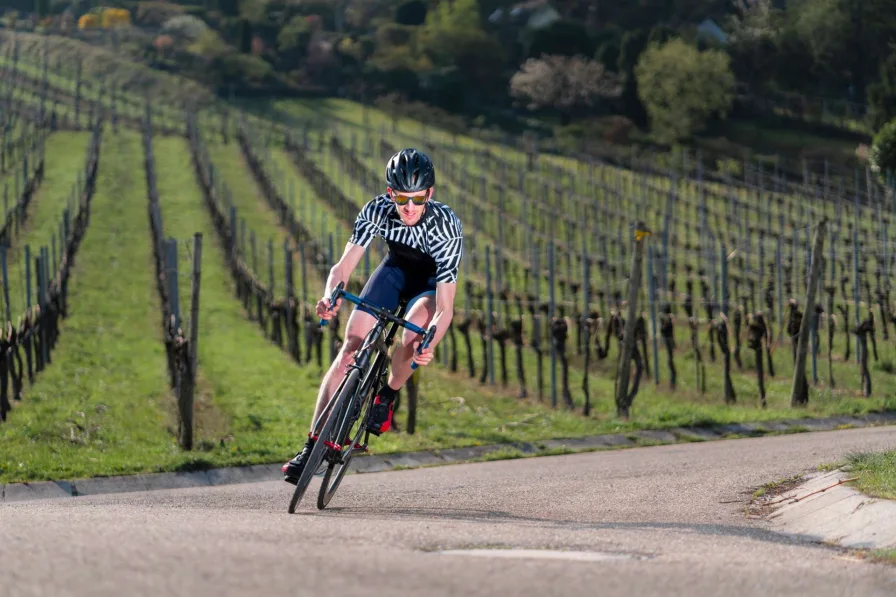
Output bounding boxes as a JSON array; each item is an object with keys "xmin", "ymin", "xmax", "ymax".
[{"xmin": 282, "ymin": 148, "xmax": 464, "ymax": 484}]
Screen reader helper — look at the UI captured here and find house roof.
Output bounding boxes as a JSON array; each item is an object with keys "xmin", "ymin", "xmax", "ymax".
[
  {"xmin": 696, "ymin": 18, "xmax": 728, "ymax": 43},
  {"xmin": 488, "ymin": 0, "xmax": 560, "ymax": 30}
]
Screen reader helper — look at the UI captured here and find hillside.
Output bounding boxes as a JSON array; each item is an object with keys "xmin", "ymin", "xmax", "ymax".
[
  {"xmin": 0, "ymin": 31, "xmax": 895, "ymax": 486},
  {"xmin": 2, "ymin": 1, "xmax": 891, "ymax": 169}
]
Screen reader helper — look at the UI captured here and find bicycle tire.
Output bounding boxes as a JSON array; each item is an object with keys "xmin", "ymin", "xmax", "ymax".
[
  {"xmin": 316, "ymin": 361, "xmax": 384, "ymax": 510},
  {"xmin": 287, "ymin": 368, "xmax": 360, "ymax": 514}
]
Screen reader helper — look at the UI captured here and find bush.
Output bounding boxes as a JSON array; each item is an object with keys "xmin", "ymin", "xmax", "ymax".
[{"xmin": 870, "ymin": 119, "xmax": 896, "ymax": 182}]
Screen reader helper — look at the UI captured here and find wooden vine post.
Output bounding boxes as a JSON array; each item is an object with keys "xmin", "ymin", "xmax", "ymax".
[
  {"xmin": 615, "ymin": 222, "xmax": 650, "ymax": 418},
  {"xmin": 791, "ymin": 219, "xmax": 827, "ymax": 407}
]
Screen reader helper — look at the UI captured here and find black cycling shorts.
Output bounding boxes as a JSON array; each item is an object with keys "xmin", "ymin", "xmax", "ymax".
[{"xmin": 356, "ymin": 256, "xmax": 437, "ymax": 318}]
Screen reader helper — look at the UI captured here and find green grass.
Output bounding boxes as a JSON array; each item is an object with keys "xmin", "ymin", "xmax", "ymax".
[
  {"xmin": 0, "ymin": 129, "xmax": 177, "ymax": 483},
  {"xmin": 280, "ymin": 98, "xmax": 881, "ymax": 325},
  {"xmin": 204, "ymin": 139, "xmax": 323, "ymax": 297},
  {"xmin": 5, "ymin": 131, "xmax": 91, "ymax": 318},
  {"xmin": 0, "ymin": 31, "xmax": 211, "ymax": 107},
  {"xmin": 13, "ymin": 129, "xmax": 869, "ymax": 484},
  {"xmin": 752, "ymin": 474, "xmax": 805, "ymax": 498},
  {"xmin": 279, "ymin": 97, "xmax": 896, "ymax": 409},
  {"xmin": 1, "ymin": 51, "xmax": 895, "ymax": 485},
  {"xmin": 845, "ymin": 450, "xmax": 896, "ymax": 500},
  {"xmin": 152, "ymin": 134, "xmax": 325, "ymax": 466},
  {"xmin": 266, "ymin": 144, "xmax": 354, "ymax": 249},
  {"xmin": 867, "ymin": 549, "xmax": 896, "ymax": 565}
]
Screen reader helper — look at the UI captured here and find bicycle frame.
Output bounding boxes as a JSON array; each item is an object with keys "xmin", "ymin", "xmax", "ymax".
[
  {"xmin": 287, "ymin": 281, "xmax": 438, "ymax": 513},
  {"xmin": 326, "ymin": 309, "xmax": 404, "ymax": 457},
  {"xmin": 316, "ymin": 281, "xmax": 436, "ymax": 455}
]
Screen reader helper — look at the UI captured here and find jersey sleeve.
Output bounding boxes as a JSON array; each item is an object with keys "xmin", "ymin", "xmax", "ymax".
[
  {"xmin": 349, "ymin": 199, "xmax": 382, "ymax": 248},
  {"xmin": 430, "ymin": 210, "xmax": 464, "ymax": 284}
]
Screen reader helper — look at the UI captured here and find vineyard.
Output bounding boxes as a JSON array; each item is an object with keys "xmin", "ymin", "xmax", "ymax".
[{"xmin": 1, "ymin": 30, "xmax": 895, "ymax": 484}]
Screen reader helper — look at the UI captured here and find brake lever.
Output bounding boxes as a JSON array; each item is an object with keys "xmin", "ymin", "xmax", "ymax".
[
  {"xmin": 410, "ymin": 325, "xmax": 437, "ymax": 371},
  {"xmin": 319, "ymin": 282, "xmax": 346, "ymax": 327}
]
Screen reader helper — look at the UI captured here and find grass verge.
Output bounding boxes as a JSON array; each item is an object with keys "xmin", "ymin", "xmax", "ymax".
[{"xmin": 844, "ymin": 450, "xmax": 896, "ymax": 500}]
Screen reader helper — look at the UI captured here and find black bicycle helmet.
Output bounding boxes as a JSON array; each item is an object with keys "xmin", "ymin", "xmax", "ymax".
[{"xmin": 385, "ymin": 148, "xmax": 435, "ymax": 192}]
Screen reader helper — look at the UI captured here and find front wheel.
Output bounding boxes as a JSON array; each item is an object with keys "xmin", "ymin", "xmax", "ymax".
[
  {"xmin": 316, "ymin": 377, "xmax": 377, "ymax": 510},
  {"xmin": 287, "ymin": 369, "xmax": 360, "ymax": 514}
]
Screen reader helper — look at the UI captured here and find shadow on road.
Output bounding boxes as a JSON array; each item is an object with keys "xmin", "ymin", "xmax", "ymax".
[{"xmin": 315, "ymin": 505, "xmax": 814, "ymax": 548}]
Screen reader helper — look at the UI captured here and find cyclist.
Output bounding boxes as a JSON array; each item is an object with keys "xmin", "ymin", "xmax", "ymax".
[{"xmin": 282, "ymin": 148, "xmax": 464, "ymax": 484}]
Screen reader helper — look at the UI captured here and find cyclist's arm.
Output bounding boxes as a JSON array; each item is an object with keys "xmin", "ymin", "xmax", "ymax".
[
  {"xmin": 327, "ymin": 198, "xmax": 382, "ymax": 300},
  {"xmin": 425, "ymin": 205, "xmax": 462, "ymax": 349},
  {"xmin": 426, "ymin": 281, "xmax": 457, "ymax": 349},
  {"xmin": 324, "ymin": 242, "xmax": 366, "ymax": 298}
]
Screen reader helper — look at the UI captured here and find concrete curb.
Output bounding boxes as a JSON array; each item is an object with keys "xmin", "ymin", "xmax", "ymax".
[
  {"xmin": 763, "ymin": 470, "xmax": 896, "ymax": 550},
  {"xmin": 3, "ymin": 410, "xmax": 895, "ymax": 504}
]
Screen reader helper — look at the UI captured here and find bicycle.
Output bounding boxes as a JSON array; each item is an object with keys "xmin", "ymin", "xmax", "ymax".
[{"xmin": 287, "ymin": 281, "xmax": 436, "ymax": 513}]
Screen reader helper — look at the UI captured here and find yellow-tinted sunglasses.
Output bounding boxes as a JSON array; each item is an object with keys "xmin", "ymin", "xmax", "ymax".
[{"xmin": 389, "ymin": 188, "xmax": 431, "ymax": 206}]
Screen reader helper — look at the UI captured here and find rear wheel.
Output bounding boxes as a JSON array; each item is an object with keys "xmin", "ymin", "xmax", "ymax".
[{"xmin": 287, "ymin": 369, "xmax": 360, "ymax": 514}]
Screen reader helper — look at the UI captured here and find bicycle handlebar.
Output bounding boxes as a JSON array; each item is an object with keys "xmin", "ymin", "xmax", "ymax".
[{"xmin": 318, "ymin": 282, "xmax": 436, "ymax": 369}]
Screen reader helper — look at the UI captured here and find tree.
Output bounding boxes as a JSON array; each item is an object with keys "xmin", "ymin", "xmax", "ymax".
[
  {"xmin": 617, "ymin": 29, "xmax": 647, "ymax": 74},
  {"xmin": 527, "ymin": 19, "xmax": 594, "ymax": 60},
  {"xmin": 787, "ymin": 0, "xmax": 849, "ymax": 81},
  {"xmin": 277, "ymin": 15, "xmax": 313, "ymax": 52},
  {"xmin": 617, "ymin": 29, "xmax": 649, "ymax": 125},
  {"xmin": 137, "ymin": 2, "xmax": 186, "ymax": 27},
  {"xmin": 593, "ymin": 26, "xmax": 623, "ymax": 71},
  {"xmin": 509, "ymin": 55, "xmax": 622, "ymax": 123},
  {"xmin": 395, "ymin": 0, "xmax": 426, "ymax": 26},
  {"xmin": 417, "ymin": 0, "xmax": 505, "ymax": 98},
  {"xmin": 34, "ymin": 0, "xmax": 49, "ymax": 19},
  {"xmin": 869, "ymin": 54, "xmax": 896, "ymax": 129},
  {"xmin": 725, "ymin": 0, "xmax": 783, "ymax": 92},
  {"xmin": 162, "ymin": 15, "xmax": 210, "ymax": 43},
  {"xmin": 635, "ymin": 39, "xmax": 734, "ymax": 143}
]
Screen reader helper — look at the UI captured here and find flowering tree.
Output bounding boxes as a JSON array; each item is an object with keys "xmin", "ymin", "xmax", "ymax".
[{"xmin": 509, "ymin": 55, "xmax": 622, "ymax": 121}]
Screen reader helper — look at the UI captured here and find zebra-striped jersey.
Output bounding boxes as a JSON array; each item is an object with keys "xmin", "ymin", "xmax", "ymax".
[{"xmin": 349, "ymin": 194, "xmax": 464, "ymax": 284}]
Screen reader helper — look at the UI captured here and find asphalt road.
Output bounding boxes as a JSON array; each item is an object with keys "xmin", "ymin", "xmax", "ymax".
[{"xmin": 3, "ymin": 426, "xmax": 896, "ymax": 597}]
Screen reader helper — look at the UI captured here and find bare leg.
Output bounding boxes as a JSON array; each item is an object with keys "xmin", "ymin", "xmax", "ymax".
[
  {"xmin": 387, "ymin": 296, "xmax": 437, "ymax": 390},
  {"xmin": 309, "ymin": 308, "xmax": 377, "ymax": 433}
]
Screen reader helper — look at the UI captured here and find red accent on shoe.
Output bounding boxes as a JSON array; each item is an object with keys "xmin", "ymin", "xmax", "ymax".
[{"xmin": 380, "ymin": 400, "xmax": 394, "ymax": 433}]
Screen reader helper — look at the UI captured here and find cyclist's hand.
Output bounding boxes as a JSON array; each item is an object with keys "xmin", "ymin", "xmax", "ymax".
[
  {"xmin": 316, "ymin": 297, "xmax": 341, "ymax": 320},
  {"xmin": 412, "ymin": 346, "xmax": 434, "ymax": 367}
]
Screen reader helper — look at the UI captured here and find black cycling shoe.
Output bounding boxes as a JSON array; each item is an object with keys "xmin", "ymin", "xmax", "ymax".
[{"xmin": 282, "ymin": 437, "xmax": 315, "ymax": 485}]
